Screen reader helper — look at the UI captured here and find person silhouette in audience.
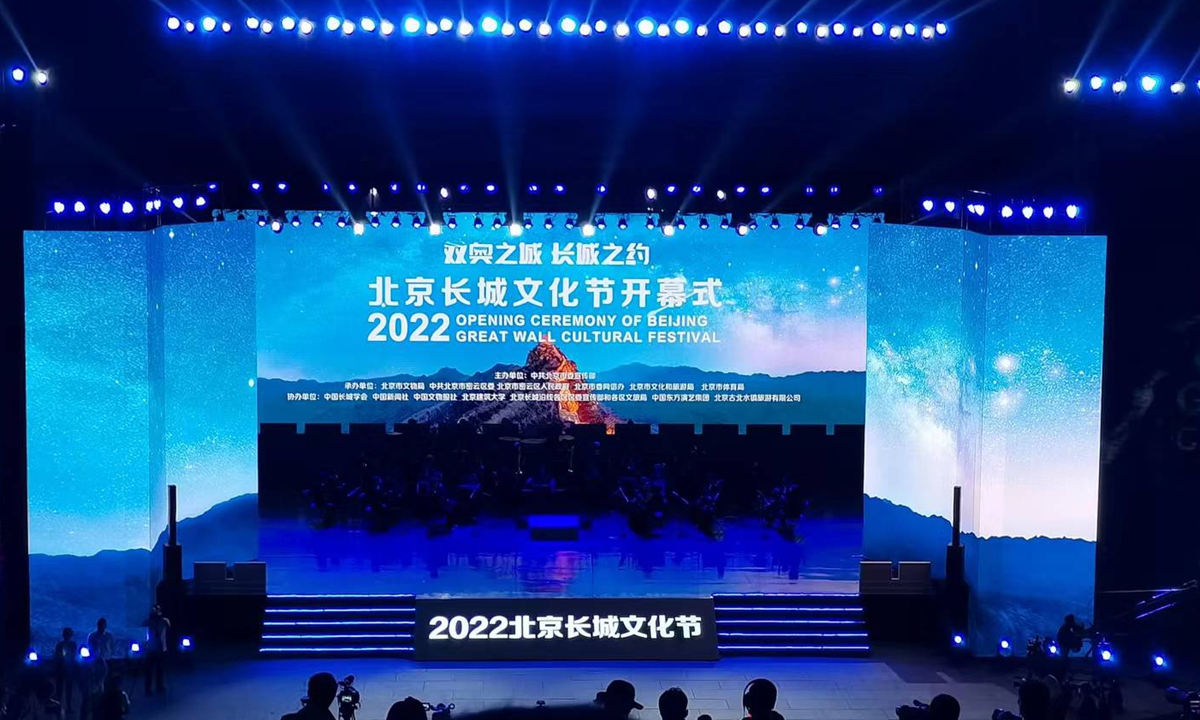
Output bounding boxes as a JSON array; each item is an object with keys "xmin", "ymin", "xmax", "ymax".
[
  {"xmin": 18, "ymin": 678, "xmax": 62, "ymax": 720},
  {"xmin": 52, "ymin": 627, "xmax": 79, "ymax": 714},
  {"xmin": 595, "ymin": 680, "xmax": 643, "ymax": 719},
  {"xmin": 93, "ymin": 674, "xmax": 130, "ymax": 720},
  {"xmin": 928, "ymin": 694, "xmax": 960, "ymax": 720},
  {"xmin": 1017, "ymin": 679, "xmax": 1052, "ymax": 720},
  {"xmin": 741, "ymin": 679, "xmax": 782, "ymax": 720},
  {"xmin": 78, "ymin": 652, "xmax": 108, "ymax": 720},
  {"xmin": 282, "ymin": 672, "xmax": 339, "ymax": 720},
  {"xmin": 386, "ymin": 697, "xmax": 428, "ymax": 720},
  {"xmin": 658, "ymin": 688, "xmax": 688, "ymax": 720},
  {"xmin": 86, "ymin": 618, "xmax": 115, "ymax": 661}
]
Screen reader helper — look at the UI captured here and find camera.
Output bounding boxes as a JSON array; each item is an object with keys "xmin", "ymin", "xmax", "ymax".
[
  {"xmin": 1166, "ymin": 687, "xmax": 1200, "ymax": 719},
  {"xmin": 895, "ymin": 700, "xmax": 930, "ymax": 719},
  {"xmin": 338, "ymin": 676, "xmax": 361, "ymax": 720},
  {"xmin": 424, "ymin": 701, "xmax": 455, "ymax": 720}
]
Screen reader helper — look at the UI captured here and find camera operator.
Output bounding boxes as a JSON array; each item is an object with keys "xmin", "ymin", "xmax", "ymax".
[
  {"xmin": 1166, "ymin": 687, "xmax": 1200, "ymax": 718},
  {"xmin": 895, "ymin": 694, "xmax": 959, "ymax": 720},
  {"xmin": 282, "ymin": 673, "xmax": 339, "ymax": 720},
  {"xmin": 993, "ymin": 678, "xmax": 1053, "ymax": 720},
  {"xmin": 336, "ymin": 676, "xmax": 360, "ymax": 720}
]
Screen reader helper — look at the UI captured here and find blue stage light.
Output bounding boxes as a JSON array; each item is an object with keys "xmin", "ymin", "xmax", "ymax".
[
  {"xmin": 645, "ymin": 187, "xmax": 658, "ymax": 201},
  {"xmin": 403, "ymin": 16, "xmax": 421, "ymax": 34},
  {"xmin": 481, "ymin": 16, "xmax": 499, "ymax": 33},
  {"xmin": 250, "ymin": 181, "xmax": 262, "ymax": 193},
  {"xmin": 760, "ymin": 185, "xmax": 771, "ymax": 195},
  {"xmin": 439, "ymin": 187, "xmax": 450, "ymax": 199},
  {"xmin": 538, "ymin": 21, "xmax": 552, "ymax": 36},
  {"xmin": 501, "ymin": 21, "xmax": 516, "ymax": 35},
  {"xmin": 1043, "ymin": 206, "xmax": 1054, "ymax": 219},
  {"xmin": 889, "ymin": 25, "xmax": 902, "ymax": 39},
  {"xmin": 738, "ymin": 23, "xmax": 751, "ymax": 38},
  {"xmin": 774, "ymin": 24, "xmax": 786, "ymax": 38},
  {"xmin": 560, "ymin": 16, "xmax": 577, "ymax": 33},
  {"xmin": 1066, "ymin": 204, "xmax": 1080, "ymax": 219},
  {"xmin": 716, "ymin": 189, "xmax": 727, "ymax": 201},
  {"xmin": 674, "ymin": 18, "xmax": 691, "ymax": 35},
  {"xmin": 121, "ymin": 201, "xmax": 134, "ymax": 215},
  {"xmin": 426, "ymin": 20, "xmax": 438, "ymax": 34},
  {"xmin": 130, "ymin": 642, "xmax": 141, "ymax": 654},
  {"xmin": 281, "ymin": 17, "xmax": 296, "ymax": 31},
  {"xmin": 290, "ymin": 213, "xmax": 301, "ymax": 228},
  {"xmin": 1001, "ymin": 205, "xmax": 1014, "ymax": 218},
  {"xmin": 325, "ymin": 16, "xmax": 340, "ymax": 31},
  {"xmin": 184, "ymin": 20, "xmax": 196, "ymax": 32},
  {"xmin": 904, "ymin": 22, "xmax": 916, "ymax": 36},
  {"xmin": 871, "ymin": 21, "xmax": 884, "ymax": 36},
  {"xmin": 518, "ymin": 18, "xmax": 533, "ymax": 33},
  {"xmin": 688, "ymin": 184, "xmax": 703, "ymax": 195},
  {"xmin": 936, "ymin": 22, "xmax": 947, "ymax": 35},
  {"xmin": 380, "ymin": 19, "xmax": 395, "ymax": 35},
  {"xmin": 579, "ymin": 22, "xmax": 592, "ymax": 35},
  {"xmin": 656, "ymin": 23, "xmax": 669, "ymax": 37},
  {"xmin": 80, "ymin": 646, "xmax": 91, "ymax": 659},
  {"xmin": 796, "ymin": 21, "xmax": 808, "ymax": 34},
  {"xmin": 853, "ymin": 26, "xmax": 864, "ymax": 37},
  {"xmin": 921, "ymin": 25, "xmax": 934, "ymax": 40},
  {"xmin": 245, "ymin": 16, "xmax": 260, "ymax": 30},
  {"xmin": 96, "ymin": 202, "xmax": 110, "ymax": 215},
  {"xmin": 360, "ymin": 17, "xmax": 377, "ymax": 33},
  {"xmin": 1062, "ymin": 78, "xmax": 1081, "ymax": 94},
  {"xmin": 754, "ymin": 21, "xmax": 768, "ymax": 35},
  {"xmin": 944, "ymin": 200, "xmax": 956, "ymax": 213},
  {"xmin": 26, "ymin": 650, "xmax": 38, "ymax": 664},
  {"xmin": 554, "ymin": 184, "xmax": 566, "ymax": 195},
  {"xmin": 999, "ymin": 639, "xmax": 1011, "ymax": 650},
  {"xmin": 1153, "ymin": 653, "xmax": 1167, "ymax": 668},
  {"xmin": 276, "ymin": 181, "xmax": 288, "ymax": 193},
  {"xmin": 952, "ymin": 633, "xmax": 965, "ymax": 647},
  {"xmin": 815, "ymin": 24, "xmax": 829, "ymax": 39},
  {"xmin": 485, "ymin": 183, "xmax": 498, "ymax": 194},
  {"xmin": 342, "ymin": 19, "xmax": 356, "ymax": 34},
  {"xmin": 167, "ymin": 16, "xmax": 182, "ymax": 30},
  {"xmin": 347, "ymin": 182, "xmax": 359, "ymax": 193},
  {"xmin": 1022, "ymin": 205, "xmax": 1034, "ymax": 219},
  {"xmin": 10, "ymin": 66, "xmax": 25, "ymax": 83},
  {"xmin": 1140, "ymin": 74, "xmax": 1160, "ymax": 93},
  {"xmin": 614, "ymin": 20, "xmax": 630, "ymax": 37},
  {"xmin": 528, "ymin": 183, "xmax": 540, "ymax": 195},
  {"xmin": 52, "ymin": 201, "xmax": 65, "ymax": 214},
  {"xmin": 459, "ymin": 183, "xmax": 471, "ymax": 194},
  {"xmin": 873, "ymin": 185, "xmax": 885, "ymax": 196},
  {"xmin": 564, "ymin": 216, "xmax": 576, "ymax": 230},
  {"xmin": 637, "ymin": 18, "xmax": 655, "ymax": 36},
  {"xmin": 770, "ymin": 215, "xmax": 780, "ymax": 229},
  {"xmin": 1171, "ymin": 80, "xmax": 1186, "ymax": 94},
  {"xmin": 195, "ymin": 196, "xmax": 207, "ymax": 208},
  {"xmin": 73, "ymin": 201, "xmax": 86, "ymax": 213},
  {"xmin": 829, "ymin": 185, "xmax": 840, "ymax": 196},
  {"xmin": 221, "ymin": 20, "xmax": 232, "ymax": 32},
  {"xmin": 181, "ymin": 637, "xmax": 193, "ymax": 650},
  {"xmin": 735, "ymin": 185, "xmax": 746, "ymax": 195},
  {"xmin": 458, "ymin": 19, "xmax": 474, "ymax": 36},
  {"xmin": 1089, "ymin": 75, "xmax": 1105, "ymax": 91},
  {"xmin": 1112, "ymin": 78, "xmax": 1128, "ymax": 94},
  {"xmin": 998, "ymin": 638, "xmax": 1012, "ymax": 657},
  {"xmin": 145, "ymin": 200, "xmax": 154, "ymax": 213},
  {"xmin": 717, "ymin": 20, "xmax": 732, "ymax": 34},
  {"xmin": 922, "ymin": 199, "xmax": 935, "ymax": 212},
  {"xmin": 833, "ymin": 22, "xmax": 846, "ymax": 36}
]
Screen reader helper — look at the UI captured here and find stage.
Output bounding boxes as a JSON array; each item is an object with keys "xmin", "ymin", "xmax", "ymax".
[
  {"xmin": 259, "ymin": 516, "xmax": 862, "ymax": 596},
  {"xmin": 111, "ymin": 650, "xmax": 1178, "ymax": 720}
]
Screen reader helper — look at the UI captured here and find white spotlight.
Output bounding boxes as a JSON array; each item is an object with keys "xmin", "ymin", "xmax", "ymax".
[
  {"xmin": 519, "ymin": 18, "xmax": 534, "ymax": 32},
  {"xmin": 1063, "ymin": 78, "xmax": 1081, "ymax": 94},
  {"xmin": 935, "ymin": 21, "xmax": 947, "ymax": 35},
  {"xmin": 774, "ymin": 24, "xmax": 786, "ymax": 38},
  {"xmin": 1112, "ymin": 78, "xmax": 1128, "ymax": 94},
  {"xmin": 754, "ymin": 21, "xmax": 767, "ymax": 35},
  {"xmin": 509, "ymin": 222, "xmax": 524, "ymax": 237},
  {"xmin": 595, "ymin": 19, "xmax": 608, "ymax": 32},
  {"xmin": 560, "ymin": 16, "xmax": 578, "ymax": 33},
  {"xmin": 361, "ymin": 17, "xmax": 377, "ymax": 32},
  {"xmin": 815, "ymin": 24, "xmax": 829, "ymax": 38},
  {"xmin": 538, "ymin": 21, "xmax": 552, "ymax": 36},
  {"xmin": 481, "ymin": 16, "xmax": 499, "ymax": 33},
  {"xmin": 1171, "ymin": 80, "xmax": 1186, "ymax": 94},
  {"xmin": 889, "ymin": 25, "xmax": 902, "ymax": 39},
  {"xmin": 904, "ymin": 22, "xmax": 916, "ymax": 36},
  {"xmin": 646, "ymin": 187, "xmax": 658, "ymax": 201},
  {"xmin": 674, "ymin": 18, "xmax": 690, "ymax": 35},
  {"xmin": 429, "ymin": 222, "xmax": 444, "ymax": 236},
  {"xmin": 832, "ymin": 22, "xmax": 845, "ymax": 35},
  {"xmin": 580, "ymin": 22, "xmax": 592, "ymax": 35},
  {"xmin": 738, "ymin": 23, "xmax": 751, "ymax": 38},
  {"xmin": 944, "ymin": 200, "xmax": 956, "ymax": 213},
  {"xmin": 502, "ymin": 21, "xmax": 516, "ymax": 35},
  {"xmin": 717, "ymin": 20, "xmax": 732, "ymax": 34},
  {"xmin": 615, "ymin": 21, "xmax": 630, "ymax": 37},
  {"xmin": 281, "ymin": 16, "xmax": 297, "ymax": 31},
  {"xmin": 458, "ymin": 18, "xmax": 474, "ymax": 35},
  {"xmin": 325, "ymin": 16, "xmax": 340, "ymax": 31},
  {"xmin": 404, "ymin": 16, "xmax": 422, "ymax": 34},
  {"xmin": 299, "ymin": 18, "xmax": 315, "ymax": 34},
  {"xmin": 1022, "ymin": 206, "xmax": 1034, "ymax": 219},
  {"xmin": 796, "ymin": 21, "xmax": 808, "ymax": 34},
  {"xmin": 201, "ymin": 16, "xmax": 217, "ymax": 32},
  {"xmin": 921, "ymin": 25, "xmax": 934, "ymax": 39},
  {"xmin": 696, "ymin": 23, "xmax": 708, "ymax": 36},
  {"xmin": 871, "ymin": 21, "xmax": 884, "ymax": 36},
  {"xmin": 1066, "ymin": 204, "xmax": 1080, "ymax": 219},
  {"xmin": 852, "ymin": 26, "xmax": 864, "ymax": 37},
  {"xmin": 657, "ymin": 23, "xmax": 669, "ymax": 37},
  {"xmin": 342, "ymin": 19, "xmax": 355, "ymax": 34},
  {"xmin": 380, "ymin": 19, "xmax": 394, "ymax": 35},
  {"xmin": 1043, "ymin": 206, "xmax": 1054, "ymax": 219},
  {"xmin": 439, "ymin": 18, "xmax": 453, "ymax": 32}
]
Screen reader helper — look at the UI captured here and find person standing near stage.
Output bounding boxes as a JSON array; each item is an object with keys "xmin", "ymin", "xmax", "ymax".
[
  {"xmin": 52, "ymin": 628, "xmax": 80, "ymax": 714},
  {"xmin": 86, "ymin": 618, "xmax": 115, "ymax": 661},
  {"xmin": 143, "ymin": 605, "xmax": 171, "ymax": 696},
  {"xmin": 281, "ymin": 673, "xmax": 339, "ymax": 720}
]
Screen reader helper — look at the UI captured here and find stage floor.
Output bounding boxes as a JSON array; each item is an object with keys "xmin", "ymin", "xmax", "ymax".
[
  {"xmin": 114, "ymin": 649, "xmax": 1179, "ymax": 720},
  {"xmin": 259, "ymin": 516, "xmax": 862, "ymax": 596}
]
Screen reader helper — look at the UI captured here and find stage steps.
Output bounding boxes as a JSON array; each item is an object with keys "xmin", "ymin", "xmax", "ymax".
[
  {"xmin": 713, "ymin": 593, "xmax": 871, "ymax": 657},
  {"xmin": 258, "ymin": 594, "xmax": 416, "ymax": 657}
]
